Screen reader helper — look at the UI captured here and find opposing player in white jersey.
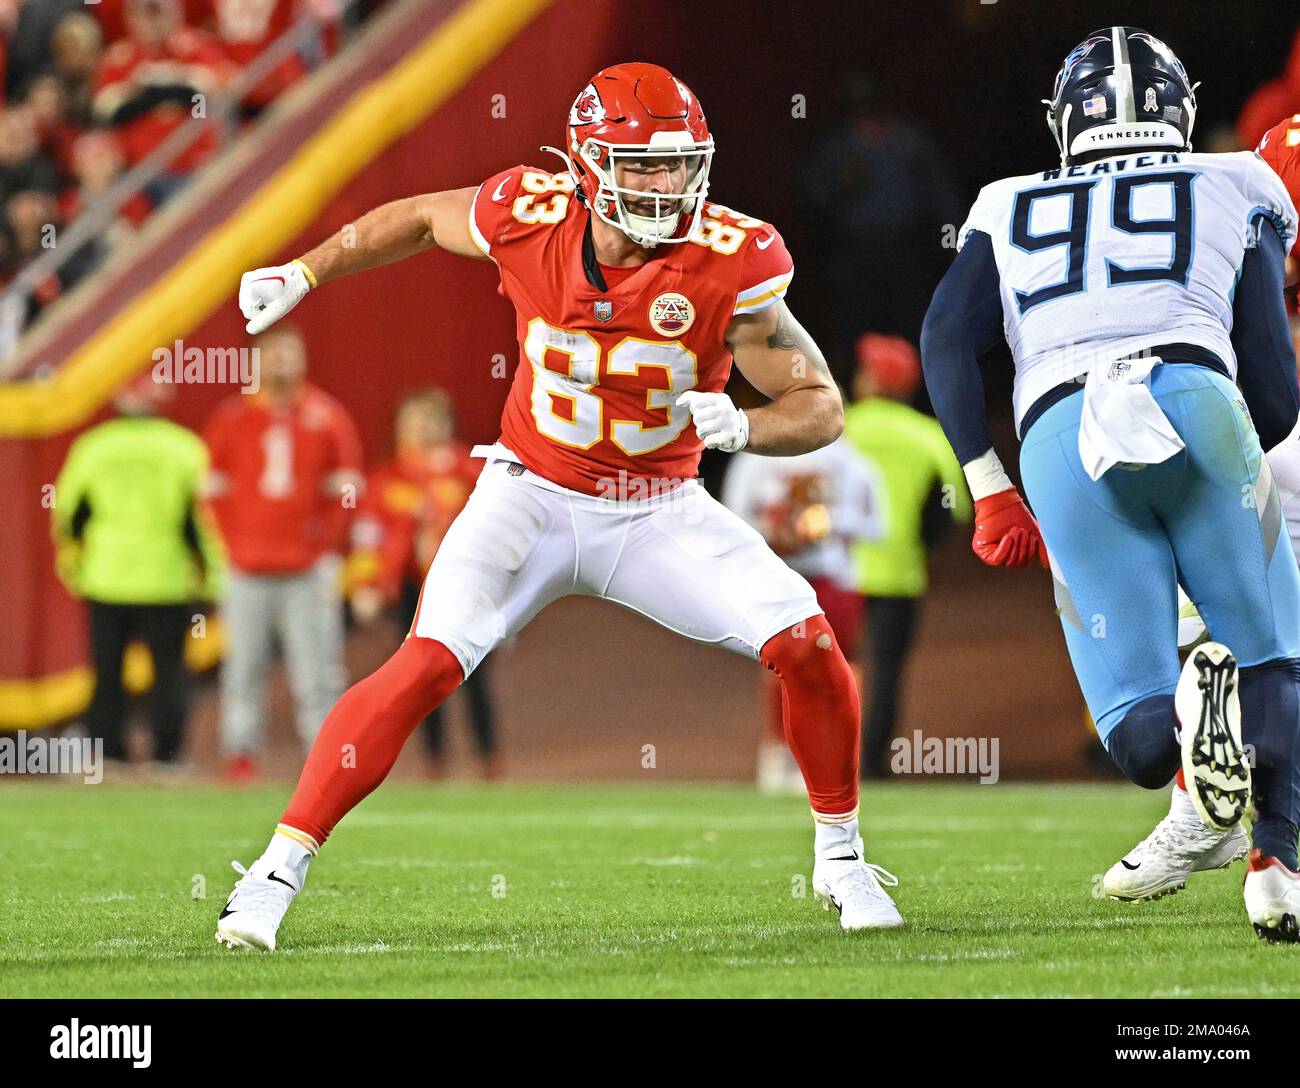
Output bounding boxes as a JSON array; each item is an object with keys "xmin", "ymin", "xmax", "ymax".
[
  {"xmin": 920, "ymin": 27, "xmax": 1300, "ymax": 941},
  {"xmin": 1105, "ymin": 117, "xmax": 1300, "ymax": 903}
]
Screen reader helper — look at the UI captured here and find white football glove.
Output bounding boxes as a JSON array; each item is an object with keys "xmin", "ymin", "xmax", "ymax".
[
  {"xmin": 676, "ymin": 390, "xmax": 749, "ymax": 453},
  {"xmin": 239, "ymin": 259, "xmax": 315, "ymax": 335}
]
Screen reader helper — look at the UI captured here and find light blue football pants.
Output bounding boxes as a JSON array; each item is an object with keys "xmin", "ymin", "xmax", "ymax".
[{"xmin": 1019, "ymin": 362, "xmax": 1300, "ymax": 743}]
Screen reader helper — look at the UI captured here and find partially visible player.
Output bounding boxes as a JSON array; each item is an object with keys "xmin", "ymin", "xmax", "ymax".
[
  {"xmin": 214, "ymin": 63, "xmax": 901, "ymax": 951},
  {"xmin": 921, "ymin": 28, "xmax": 1300, "ymax": 941},
  {"xmin": 1256, "ymin": 114, "xmax": 1300, "ymax": 287},
  {"xmin": 1107, "ymin": 118, "xmax": 1300, "ymax": 901}
]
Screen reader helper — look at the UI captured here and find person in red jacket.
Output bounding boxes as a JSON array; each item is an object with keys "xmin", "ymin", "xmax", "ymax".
[
  {"xmin": 204, "ymin": 322, "xmax": 363, "ymax": 781},
  {"xmin": 350, "ymin": 389, "xmax": 499, "ymax": 779},
  {"xmin": 92, "ymin": 0, "xmax": 230, "ymax": 208},
  {"xmin": 188, "ymin": 0, "xmax": 341, "ymax": 117}
]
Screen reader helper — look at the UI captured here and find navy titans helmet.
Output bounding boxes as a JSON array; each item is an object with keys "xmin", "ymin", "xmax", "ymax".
[{"xmin": 1045, "ymin": 27, "xmax": 1198, "ymax": 165}]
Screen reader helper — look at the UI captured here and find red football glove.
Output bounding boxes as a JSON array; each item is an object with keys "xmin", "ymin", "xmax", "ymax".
[{"xmin": 971, "ymin": 488, "xmax": 1048, "ymax": 569}]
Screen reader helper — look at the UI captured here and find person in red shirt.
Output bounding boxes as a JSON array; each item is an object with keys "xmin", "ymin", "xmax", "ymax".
[
  {"xmin": 204, "ymin": 322, "xmax": 363, "ymax": 781},
  {"xmin": 350, "ymin": 389, "xmax": 498, "ymax": 778},
  {"xmin": 218, "ymin": 64, "xmax": 890, "ymax": 952},
  {"xmin": 92, "ymin": 0, "xmax": 230, "ymax": 208},
  {"xmin": 187, "ymin": 0, "xmax": 340, "ymax": 117}
]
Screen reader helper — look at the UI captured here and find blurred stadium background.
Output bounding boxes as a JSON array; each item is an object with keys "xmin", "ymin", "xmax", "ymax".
[{"xmin": 1, "ymin": 0, "xmax": 1297, "ymax": 786}]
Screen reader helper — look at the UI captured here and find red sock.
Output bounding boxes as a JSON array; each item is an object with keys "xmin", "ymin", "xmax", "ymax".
[
  {"xmin": 764, "ymin": 672, "xmax": 786, "ymax": 743},
  {"xmin": 1175, "ymin": 766, "xmax": 1186, "ymax": 792},
  {"xmin": 760, "ymin": 615, "xmax": 860, "ymax": 814},
  {"xmin": 280, "ymin": 637, "xmax": 463, "ymax": 845}
]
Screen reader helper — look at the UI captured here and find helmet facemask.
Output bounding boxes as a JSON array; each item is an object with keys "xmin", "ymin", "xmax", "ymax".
[{"xmin": 577, "ymin": 130, "xmax": 713, "ymax": 248}]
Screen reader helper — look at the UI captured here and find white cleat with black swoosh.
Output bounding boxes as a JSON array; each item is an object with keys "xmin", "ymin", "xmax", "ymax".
[
  {"xmin": 215, "ymin": 859, "xmax": 302, "ymax": 952},
  {"xmin": 1104, "ymin": 786, "xmax": 1248, "ymax": 901},
  {"xmin": 812, "ymin": 847, "xmax": 903, "ymax": 930}
]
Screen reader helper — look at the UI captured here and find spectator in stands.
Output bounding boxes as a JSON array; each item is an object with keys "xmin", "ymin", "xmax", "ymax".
[
  {"xmin": 204, "ymin": 322, "xmax": 363, "ymax": 783},
  {"xmin": 188, "ymin": 0, "xmax": 342, "ymax": 119},
  {"xmin": 61, "ymin": 130, "xmax": 151, "ymax": 238},
  {"xmin": 51, "ymin": 370, "xmax": 226, "ymax": 769},
  {"xmin": 2, "ymin": 0, "xmax": 83, "ymax": 102},
  {"xmin": 723, "ymin": 424, "xmax": 882, "ymax": 794},
  {"xmin": 0, "ymin": 104, "xmax": 58, "ymax": 199},
  {"xmin": 5, "ymin": 187, "xmax": 96, "ymax": 304},
  {"xmin": 93, "ymin": 0, "xmax": 230, "ymax": 208},
  {"xmin": 50, "ymin": 12, "xmax": 103, "ymax": 128},
  {"xmin": 349, "ymin": 388, "xmax": 499, "ymax": 779},
  {"xmin": 24, "ymin": 72, "xmax": 78, "ymax": 177},
  {"xmin": 842, "ymin": 334, "xmax": 972, "ymax": 779}
]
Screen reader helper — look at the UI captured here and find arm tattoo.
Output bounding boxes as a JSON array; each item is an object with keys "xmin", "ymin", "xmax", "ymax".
[{"xmin": 766, "ymin": 304, "xmax": 830, "ymax": 376}]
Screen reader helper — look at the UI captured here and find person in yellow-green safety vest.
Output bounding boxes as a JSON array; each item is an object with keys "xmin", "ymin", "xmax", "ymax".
[
  {"xmin": 843, "ymin": 333, "xmax": 972, "ymax": 779},
  {"xmin": 51, "ymin": 372, "xmax": 225, "ymax": 767}
]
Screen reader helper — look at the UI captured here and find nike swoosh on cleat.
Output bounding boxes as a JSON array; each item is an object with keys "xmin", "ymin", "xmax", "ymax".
[
  {"xmin": 219, "ymin": 905, "xmax": 236, "ymax": 919},
  {"xmin": 266, "ymin": 870, "xmax": 296, "ymax": 890},
  {"xmin": 827, "ymin": 854, "xmax": 859, "ymax": 862},
  {"xmin": 1120, "ymin": 859, "xmax": 1140, "ymax": 870}
]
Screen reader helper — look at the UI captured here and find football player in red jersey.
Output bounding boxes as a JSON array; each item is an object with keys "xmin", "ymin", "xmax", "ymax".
[
  {"xmin": 1257, "ymin": 114, "xmax": 1300, "ymax": 288},
  {"xmin": 215, "ymin": 63, "xmax": 901, "ymax": 951}
]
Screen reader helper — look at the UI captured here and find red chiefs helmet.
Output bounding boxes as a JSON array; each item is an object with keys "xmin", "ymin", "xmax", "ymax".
[{"xmin": 552, "ymin": 62, "xmax": 713, "ymax": 248}]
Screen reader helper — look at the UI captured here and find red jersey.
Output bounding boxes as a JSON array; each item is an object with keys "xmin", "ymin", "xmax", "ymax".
[
  {"xmin": 469, "ymin": 165, "xmax": 794, "ymax": 495},
  {"xmin": 93, "ymin": 27, "xmax": 230, "ymax": 170},
  {"xmin": 1258, "ymin": 114, "xmax": 1300, "ymax": 259},
  {"xmin": 352, "ymin": 443, "xmax": 481, "ymax": 599},
  {"xmin": 189, "ymin": 0, "xmax": 320, "ymax": 107},
  {"xmin": 204, "ymin": 384, "xmax": 363, "ymax": 574}
]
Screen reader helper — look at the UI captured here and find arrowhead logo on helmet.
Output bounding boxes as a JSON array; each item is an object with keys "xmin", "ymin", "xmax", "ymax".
[
  {"xmin": 569, "ymin": 84, "xmax": 606, "ymax": 127},
  {"xmin": 544, "ymin": 62, "xmax": 715, "ymax": 250}
]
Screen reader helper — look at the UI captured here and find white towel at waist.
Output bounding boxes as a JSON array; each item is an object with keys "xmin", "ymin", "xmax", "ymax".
[{"xmin": 1077, "ymin": 354, "xmax": 1185, "ymax": 481}]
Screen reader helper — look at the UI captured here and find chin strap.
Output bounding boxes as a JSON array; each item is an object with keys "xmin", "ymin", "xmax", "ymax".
[{"xmin": 581, "ymin": 217, "xmax": 608, "ymax": 292}]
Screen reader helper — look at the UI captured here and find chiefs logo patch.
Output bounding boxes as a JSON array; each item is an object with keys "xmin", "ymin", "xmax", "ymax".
[
  {"xmin": 569, "ymin": 83, "xmax": 606, "ymax": 126},
  {"xmin": 649, "ymin": 292, "xmax": 695, "ymax": 337}
]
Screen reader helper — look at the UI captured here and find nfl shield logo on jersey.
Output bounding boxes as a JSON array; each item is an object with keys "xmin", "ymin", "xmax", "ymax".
[
  {"xmin": 593, "ymin": 299, "xmax": 613, "ymax": 322},
  {"xmin": 649, "ymin": 292, "xmax": 695, "ymax": 337}
]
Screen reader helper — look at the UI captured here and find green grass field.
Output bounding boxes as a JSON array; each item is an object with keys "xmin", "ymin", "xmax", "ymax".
[{"xmin": 0, "ymin": 780, "xmax": 1295, "ymax": 998}]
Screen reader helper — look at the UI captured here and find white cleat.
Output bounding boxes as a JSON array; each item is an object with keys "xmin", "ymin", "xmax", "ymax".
[
  {"xmin": 214, "ymin": 859, "xmax": 301, "ymax": 952},
  {"xmin": 812, "ymin": 849, "xmax": 903, "ymax": 930},
  {"xmin": 1104, "ymin": 803, "xmax": 1248, "ymax": 901},
  {"xmin": 1176, "ymin": 642, "xmax": 1251, "ymax": 832},
  {"xmin": 1244, "ymin": 850, "xmax": 1300, "ymax": 943}
]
